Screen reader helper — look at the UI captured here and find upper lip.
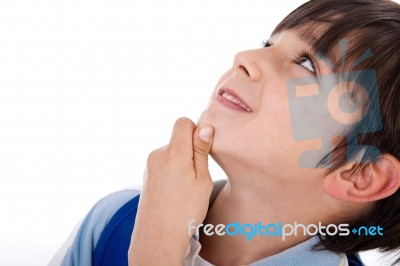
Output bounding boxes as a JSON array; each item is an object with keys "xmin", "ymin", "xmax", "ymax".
[{"xmin": 217, "ymin": 87, "xmax": 253, "ymax": 112}]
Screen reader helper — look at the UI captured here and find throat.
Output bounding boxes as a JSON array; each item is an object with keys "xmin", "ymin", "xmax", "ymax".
[{"xmin": 196, "ymin": 182, "xmax": 315, "ymax": 265}]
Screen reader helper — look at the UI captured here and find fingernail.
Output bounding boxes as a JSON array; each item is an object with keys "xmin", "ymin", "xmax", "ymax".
[{"xmin": 199, "ymin": 126, "xmax": 213, "ymax": 143}]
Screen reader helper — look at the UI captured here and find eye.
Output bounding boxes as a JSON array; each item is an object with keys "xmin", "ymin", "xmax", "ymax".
[
  {"xmin": 262, "ymin": 40, "xmax": 317, "ymax": 75},
  {"xmin": 262, "ymin": 40, "xmax": 271, "ymax": 48},
  {"xmin": 295, "ymin": 51, "xmax": 316, "ymax": 74},
  {"xmin": 298, "ymin": 58, "xmax": 314, "ymax": 72}
]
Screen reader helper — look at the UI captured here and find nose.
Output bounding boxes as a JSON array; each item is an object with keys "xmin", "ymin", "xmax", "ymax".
[{"xmin": 233, "ymin": 49, "xmax": 263, "ymax": 82}]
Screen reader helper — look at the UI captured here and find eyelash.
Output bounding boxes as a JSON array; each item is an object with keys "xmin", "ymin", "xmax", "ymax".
[
  {"xmin": 262, "ymin": 41, "xmax": 317, "ymax": 75},
  {"xmin": 293, "ymin": 50, "xmax": 316, "ymax": 75}
]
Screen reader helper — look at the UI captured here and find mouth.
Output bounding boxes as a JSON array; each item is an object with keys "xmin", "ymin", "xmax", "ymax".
[{"xmin": 216, "ymin": 87, "xmax": 252, "ymax": 112}]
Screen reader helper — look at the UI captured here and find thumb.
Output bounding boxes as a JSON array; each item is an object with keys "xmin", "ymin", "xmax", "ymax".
[{"xmin": 193, "ymin": 125, "xmax": 214, "ymax": 178}]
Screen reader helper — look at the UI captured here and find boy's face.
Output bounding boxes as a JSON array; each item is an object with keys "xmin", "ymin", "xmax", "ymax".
[{"xmin": 198, "ymin": 30, "xmax": 362, "ymax": 179}]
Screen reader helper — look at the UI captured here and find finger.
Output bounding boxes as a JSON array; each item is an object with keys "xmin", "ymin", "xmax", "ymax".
[
  {"xmin": 192, "ymin": 124, "xmax": 214, "ymax": 179},
  {"xmin": 168, "ymin": 117, "xmax": 196, "ymax": 157}
]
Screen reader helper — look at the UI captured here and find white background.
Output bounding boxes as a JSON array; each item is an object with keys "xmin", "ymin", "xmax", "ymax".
[{"xmin": 0, "ymin": 0, "xmax": 398, "ymax": 265}]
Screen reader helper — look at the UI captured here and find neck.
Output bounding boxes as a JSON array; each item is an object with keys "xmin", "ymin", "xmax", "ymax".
[{"xmin": 198, "ymin": 161, "xmax": 334, "ymax": 265}]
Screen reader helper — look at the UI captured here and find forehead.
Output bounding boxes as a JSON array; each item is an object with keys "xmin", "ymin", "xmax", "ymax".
[
  {"xmin": 268, "ymin": 29, "xmax": 315, "ymax": 47},
  {"xmin": 272, "ymin": 26, "xmax": 364, "ymax": 74},
  {"xmin": 270, "ymin": 24, "xmax": 327, "ymax": 51}
]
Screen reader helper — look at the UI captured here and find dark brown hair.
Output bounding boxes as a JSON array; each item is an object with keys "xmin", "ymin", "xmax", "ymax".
[{"xmin": 272, "ymin": 0, "xmax": 400, "ymax": 263}]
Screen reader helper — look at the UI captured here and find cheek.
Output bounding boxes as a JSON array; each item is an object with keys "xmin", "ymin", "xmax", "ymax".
[
  {"xmin": 199, "ymin": 104, "xmax": 298, "ymax": 170},
  {"xmin": 248, "ymin": 86, "xmax": 328, "ymax": 170},
  {"xmin": 198, "ymin": 74, "xmax": 341, "ymax": 171},
  {"xmin": 258, "ymin": 84, "xmax": 294, "ymax": 145},
  {"xmin": 245, "ymin": 113, "xmax": 297, "ymax": 166}
]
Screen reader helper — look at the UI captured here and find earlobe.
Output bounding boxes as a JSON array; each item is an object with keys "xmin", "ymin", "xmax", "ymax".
[{"xmin": 323, "ymin": 154, "xmax": 400, "ymax": 203}]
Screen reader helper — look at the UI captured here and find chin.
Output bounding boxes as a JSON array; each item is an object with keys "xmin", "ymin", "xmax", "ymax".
[{"xmin": 198, "ymin": 113, "xmax": 238, "ymax": 163}]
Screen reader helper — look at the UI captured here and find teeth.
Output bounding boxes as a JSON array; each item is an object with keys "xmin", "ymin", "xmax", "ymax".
[
  {"xmin": 222, "ymin": 91, "xmax": 241, "ymax": 104},
  {"xmin": 222, "ymin": 91, "xmax": 251, "ymax": 111}
]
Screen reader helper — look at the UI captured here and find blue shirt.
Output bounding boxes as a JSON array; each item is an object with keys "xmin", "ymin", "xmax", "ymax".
[{"xmin": 57, "ymin": 188, "xmax": 363, "ymax": 266}]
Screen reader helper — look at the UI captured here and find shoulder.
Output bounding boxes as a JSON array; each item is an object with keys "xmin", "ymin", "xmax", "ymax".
[
  {"xmin": 52, "ymin": 189, "xmax": 141, "ymax": 266},
  {"xmin": 87, "ymin": 189, "xmax": 141, "ymax": 226},
  {"xmin": 76, "ymin": 189, "xmax": 141, "ymax": 247}
]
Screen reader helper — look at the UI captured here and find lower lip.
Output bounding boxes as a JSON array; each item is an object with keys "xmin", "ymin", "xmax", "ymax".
[{"xmin": 215, "ymin": 94, "xmax": 250, "ymax": 112}]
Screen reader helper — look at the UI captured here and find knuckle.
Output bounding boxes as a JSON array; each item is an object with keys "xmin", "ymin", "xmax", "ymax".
[
  {"xmin": 194, "ymin": 147, "xmax": 208, "ymax": 161},
  {"xmin": 176, "ymin": 116, "xmax": 190, "ymax": 124},
  {"xmin": 163, "ymin": 145, "xmax": 189, "ymax": 167},
  {"xmin": 146, "ymin": 149, "xmax": 160, "ymax": 165},
  {"xmin": 165, "ymin": 144, "xmax": 180, "ymax": 159},
  {"xmin": 175, "ymin": 117, "xmax": 195, "ymax": 128}
]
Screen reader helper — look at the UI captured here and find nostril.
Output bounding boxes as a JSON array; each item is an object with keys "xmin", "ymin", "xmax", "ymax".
[{"xmin": 239, "ymin": 65, "xmax": 250, "ymax": 77}]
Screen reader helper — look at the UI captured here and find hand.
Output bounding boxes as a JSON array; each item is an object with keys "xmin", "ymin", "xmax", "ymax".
[{"xmin": 129, "ymin": 117, "xmax": 215, "ymax": 266}]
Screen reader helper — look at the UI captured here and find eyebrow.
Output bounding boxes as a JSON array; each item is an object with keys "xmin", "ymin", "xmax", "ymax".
[{"xmin": 269, "ymin": 30, "xmax": 319, "ymax": 48}]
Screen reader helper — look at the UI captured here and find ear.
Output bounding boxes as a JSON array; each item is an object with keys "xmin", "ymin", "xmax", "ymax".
[{"xmin": 323, "ymin": 154, "xmax": 400, "ymax": 202}]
